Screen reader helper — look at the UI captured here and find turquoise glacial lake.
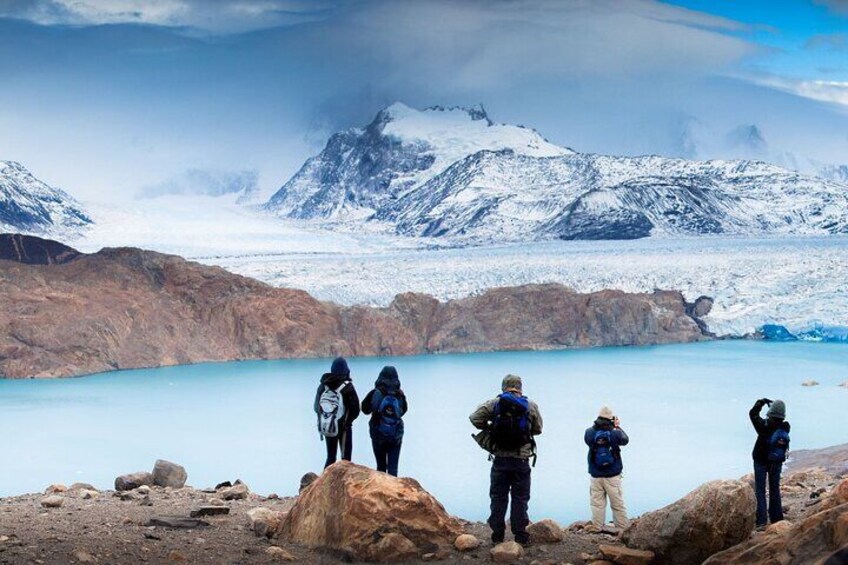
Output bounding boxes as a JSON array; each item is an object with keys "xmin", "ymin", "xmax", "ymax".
[{"xmin": 0, "ymin": 341, "xmax": 845, "ymax": 524}]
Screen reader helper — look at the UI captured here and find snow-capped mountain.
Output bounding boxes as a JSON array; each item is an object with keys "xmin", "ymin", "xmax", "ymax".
[
  {"xmin": 267, "ymin": 103, "xmax": 848, "ymax": 241},
  {"xmin": 0, "ymin": 161, "xmax": 92, "ymax": 235},
  {"xmin": 266, "ymin": 103, "xmax": 570, "ymax": 220}
]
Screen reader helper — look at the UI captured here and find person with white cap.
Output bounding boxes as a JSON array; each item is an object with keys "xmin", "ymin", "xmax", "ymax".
[
  {"xmin": 583, "ymin": 405, "xmax": 630, "ymax": 531},
  {"xmin": 749, "ymin": 398, "xmax": 791, "ymax": 529}
]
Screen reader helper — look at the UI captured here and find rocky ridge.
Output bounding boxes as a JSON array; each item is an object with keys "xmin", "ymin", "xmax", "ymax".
[
  {"xmin": 0, "ymin": 451, "xmax": 845, "ymax": 565},
  {"xmin": 0, "ymin": 235, "xmax": 711, "ymax": 378}
]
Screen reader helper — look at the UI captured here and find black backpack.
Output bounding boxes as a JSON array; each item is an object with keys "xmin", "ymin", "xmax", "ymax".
[{"xmin": 490, "ymin": 392, "xmax": 531, "ymax": 451}]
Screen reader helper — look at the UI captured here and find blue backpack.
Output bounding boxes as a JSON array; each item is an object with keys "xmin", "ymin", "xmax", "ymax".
[
  {"xmin": 491, "ymin": 393, "xmax": 531, "ymax": 451},
  {"xmin": 592, "ymin": 429, "xmax": 616, "ymax": 469},
  {"xmin": 768, "ymin": 428, "xmax": 790, "ymax": 463},
  {"xmin": 373, "ymin": 391, "xmax": 403, "ymax": 441}
]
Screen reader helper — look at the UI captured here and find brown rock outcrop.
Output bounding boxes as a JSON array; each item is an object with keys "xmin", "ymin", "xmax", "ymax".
[
  {"xmin": 621, "ymin": 479, "xmax": 755, "ymax": 565},
  {"xmin": 703, "ymin": 477, "xmax": 848, "ymax": 564},
  {"xmin": 279, "ymin": 461, "xmax": 462, "ymax": 562},
  {"xmin": 0, "ymin": 237, "xmax": 710, "ymax": 378}
]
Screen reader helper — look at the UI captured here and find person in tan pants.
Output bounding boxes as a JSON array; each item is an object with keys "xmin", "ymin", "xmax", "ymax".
[{"xmin": 583, "ymin": 405, "xmax": 630, "ymax": 530}]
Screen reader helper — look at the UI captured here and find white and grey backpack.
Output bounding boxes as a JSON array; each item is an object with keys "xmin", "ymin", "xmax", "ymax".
[{"xmin": 317, "ymin": 382, "xmax": 348, "ymax": 438}]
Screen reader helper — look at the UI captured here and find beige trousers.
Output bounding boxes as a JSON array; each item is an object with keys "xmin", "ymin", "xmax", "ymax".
[{"xmin": 590, "ymin": 475, "xmax": 629, "ymax": 528}]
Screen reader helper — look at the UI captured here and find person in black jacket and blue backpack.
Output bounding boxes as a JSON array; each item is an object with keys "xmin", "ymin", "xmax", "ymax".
[
  {"xmin": 361, "ymin": 366, "xmax": 408, "ymax": 477},
  {"xmin": 749, "ymin": 398, "xmax": 790, "ymax": 529}
]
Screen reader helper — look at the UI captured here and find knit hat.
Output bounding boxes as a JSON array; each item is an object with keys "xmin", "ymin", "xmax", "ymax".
[
  {"xmin": 598, "ymin": 405, "xmax": 614, "ymax": 420},
  {"xmin": 501, "ymin": 374, "xmax": 523, "ymax": 392},
  {"xmin": 767, "ymin": 399, "xmax": 786, "ymax": 420},
  {"xmin": 330, "ymin": 356, "xmax": 350, "ymax": 377}
]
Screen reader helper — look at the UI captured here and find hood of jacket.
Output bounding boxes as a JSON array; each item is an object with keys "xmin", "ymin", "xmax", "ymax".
[
  {"xmin": 321, "ymin": 372, "xmax": 349, "ymax": 389},
  {"xmin": 375, "ymin": 365, "xmax": 400, "ymax": 393},
  {"xmin": 593, "ymin": 417, "xmax": 614, "ymax": 430}
]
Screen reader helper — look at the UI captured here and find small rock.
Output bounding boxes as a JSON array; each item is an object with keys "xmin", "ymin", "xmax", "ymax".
[
  {"xmin": 40, "ymin": 496, "xmax": 64, "ymax": 508},
  {"xmin": 246, "ymin": 507, "xmax": 284, "ymax": 538},
  {"xmin": 267, "ymin": 493, "xmax": 280, "ymax": 500},
  {"xmin": 208, "ymin": 497, "xmax": 226, "ymax": 506},
  {"xmin": 455, "ymin": 533, "xmax": 482, "ymax": 551},
  {"xmin": 138, "ymin": 495, "xmax": 153, "ymax": 507},
  {"xmin": 599, "ymin": 544, "xmax": 656, "ymax": 565},
  {"xmin": 765, "ymin": 521, "xmax": 793, "ymax": 536},
  {"xmin": 299, "ymin": 472, "xmax": 319, "ymax": 492},
  {"xmin": 116, "ymin": 492, "xmax": 136, "ymax": 501},
  {"xmin": 265, "ymin": 546, "xmax": 296, "ymax": 562},
  {"xmin": 69, "ymin": 483, "xmax": 98, "ymax": 492},
  {"xmin": 80, "ymin": 489, "xmax": 99, "ymax": 500},
  {"xmin": 373, "ymin": 532, "xmax": 419, "ymax": 562},
  {"xmin": 588, "ymin": 561, "xmax": 616, "ymax": 565},
  {"xmin": 167, "ymin": 549, "xmax": 188, "ymax": 562},
  {"xmin": 190, "ymin": 506, "xmax": 231, "ymax": 517},
  {"xmin": 214, "ymin": 481, "xmax": 232, "ymax": 490},
  {"xmin": 145, "ymin": 517, "xmax": 209, "ymax": 529},
  {"xmin": 115, "ymin": 472, "xmax": 154, "ymax": 492},
  {"xmin": 44, "ymin": 484, "xmax": 67, "ymax": 494},
  {"xmin": 136, "ymin": 485, "xmax": 151, "ymax": 495},
  {"xmin": 152, "ymin": 459, "xmax": 187, "ymax": 489},
  {"xmin": 220, "ymin": 483, "xmax": 249, "ymax": 501},
  {"xmin": 490, "ymin": 541, "xmax": 524, "ymax": 563},
  {"xmin": 72, "ymin": 549, "xmax": 97, "ymax": 563},
  {"xmin": 527, "ymin": 519, "xmax": 564, "ymax": 543},
  {"xmin": 802, "ymin": 380, "xmax": 820, "ymax": 387},
  {"xmin": 121, "ymin": 517, "xmax": 134, "ymax": 525}
]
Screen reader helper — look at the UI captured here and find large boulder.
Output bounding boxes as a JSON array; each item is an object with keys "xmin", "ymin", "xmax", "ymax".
[
  {"xmin": 279, "ymin": 461, "xmax": 463, "ymax": 562},
  {"xmin": 704, "ymin": 477, "xmax": 848, "ymax": 564},
  {"xmin": 526, "ymin": 519, "xmax": 564, "ymax": 543},
  {"xmin": 621, "ymin": 479, "xmax": 755, "ymax": 565},
  {"xmin": 152, "ymin": 459, "xmax": 187, "ymax": 488},
  {"xmin": 115, "ymin": 471, "xmax": 154, "ymax": 491}
]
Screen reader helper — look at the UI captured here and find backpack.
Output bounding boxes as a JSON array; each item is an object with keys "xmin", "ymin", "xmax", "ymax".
[
  {"xmin": 490, "ymin": 393, "xmax": 531, "ymax": 451},
  {"xmin": 592, "ymin": 429, "xmax": 616, "ymax": 469},
  {"xmin": 374, "ymin": 390, "xmax": 403, "ymax": 441},
  {"xmin": 317, "ymin": 382, "xmax": 348, "ymax": 438},
  {"xmin": 768, "ymin": 428, "xmax": 790, "ymax": 463}
]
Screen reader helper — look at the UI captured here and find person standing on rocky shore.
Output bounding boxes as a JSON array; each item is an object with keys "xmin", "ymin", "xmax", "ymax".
[
  {"xmin": 470, "ymin": 374, "xmax": 543, "ymax": 547},
  {"xmin": 749, "ymin": 398, "xmax": 790, "ymax": 529},
  {"xmin": 361, "ymin": 365, "xmax": 408, "ymax": 476},
  {"xmin": 315, "ymin": 357, "xmax": 360, "ymax": 468},
  {"xmin": 584, "ymin": 405, "xmax": 630, "ymax": 531}
]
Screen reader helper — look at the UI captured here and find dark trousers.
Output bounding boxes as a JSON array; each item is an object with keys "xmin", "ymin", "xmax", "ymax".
[
  {"xmin": 488, "ymin": 456, "xmax": 531, "ymax": 542},
  {"xmin": 324, "ymin": 426, "xmax": 353, "ymax": 468},
  {"xmin": 372, "ymin": 437, "xmax": 402, "ymax": 476},
  {"xmin": 754, "ymin": 460, "xmax": 783, "ymax": 525}
]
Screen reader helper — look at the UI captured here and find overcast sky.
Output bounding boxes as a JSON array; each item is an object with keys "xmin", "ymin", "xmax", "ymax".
[{"xmin": 1, "ymin": 0, "xmax": 847, "ymax": 201}]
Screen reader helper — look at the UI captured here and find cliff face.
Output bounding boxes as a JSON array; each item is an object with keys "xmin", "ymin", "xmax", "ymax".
[{"xmin": 0, "ymin": 237, "xmax": 710, "ymax": 378}]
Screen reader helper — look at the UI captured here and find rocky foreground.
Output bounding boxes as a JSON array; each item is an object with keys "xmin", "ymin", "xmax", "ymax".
[
  {"xmin": 0, "ymin": 234, "xmax": 712, "ymax": 378},
  {"xmin": 1, "ymin": 451, "xmax": 847, "ymax": 565}
]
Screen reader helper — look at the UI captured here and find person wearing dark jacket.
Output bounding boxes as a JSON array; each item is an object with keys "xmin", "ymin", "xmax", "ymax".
[
  {"xmin": 314, "ymin": 357, "xmax": 360, "ymax": 468},
  {"xmin": 361, "ymin": 366, "xmax": 408, "ymax": 476},
  {"xmin": 750, "ymin": 398, "xmax": 790, "ymax": 527},
  {"xmin": 469, "ymin": 374, "xmax": 543, "ymax": 546},
  {"xmin": 584, "ymin": 405, "xmax": 630, "ymax": 530}
]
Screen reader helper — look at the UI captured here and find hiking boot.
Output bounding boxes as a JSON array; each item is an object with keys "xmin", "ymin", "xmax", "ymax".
[
  {"xmin": 514, "ymin": 535, "xmax": 532, "ymax": 547},
  {"xmin": 491, "ymin": 532, "xmax": 504, "ymax": 544}
]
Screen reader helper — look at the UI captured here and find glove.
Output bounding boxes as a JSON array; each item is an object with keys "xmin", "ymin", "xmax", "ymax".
[{"xmin": 757, "ymin": 398, "xmax": 772, "ymax": 406}]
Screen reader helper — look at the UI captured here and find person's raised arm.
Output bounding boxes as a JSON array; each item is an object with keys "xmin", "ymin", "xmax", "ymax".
[{"xmin": 749, "ymin": 398, "xmax": 770, "ymax": 433}]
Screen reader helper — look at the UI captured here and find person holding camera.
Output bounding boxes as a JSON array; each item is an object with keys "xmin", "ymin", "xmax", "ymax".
[
  {"xmin": 584, "ymin": 405, "xmax": 630, "ymax": 531},
  {"xmin": 749, "ymin": 398, "xmax": 790, "ymax": 529}
]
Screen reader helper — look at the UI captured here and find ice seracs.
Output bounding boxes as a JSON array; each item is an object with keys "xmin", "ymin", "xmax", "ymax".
[
  {"xmin": 266, "ymin": 103, "xmax": 848, "ymax": 242},
  {"xmin": 0, "ymin": 160, "xmax": 92, "ymax": 236}
]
